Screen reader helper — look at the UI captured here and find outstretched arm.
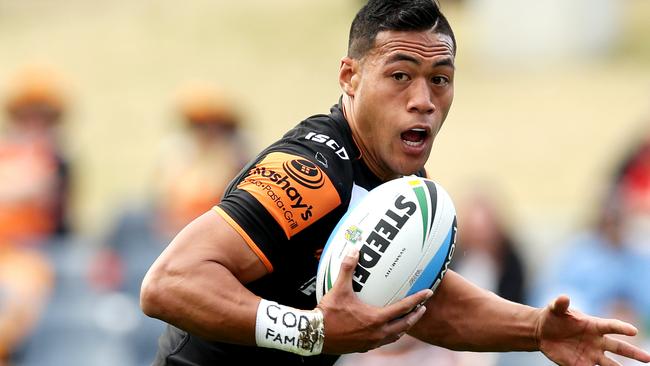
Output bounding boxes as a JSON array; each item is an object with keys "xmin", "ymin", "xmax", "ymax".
[
  {"xmin": 409, "ymin": 270, "xmax": 650, "ymax": 365},
  {"xmin": 409, "ymin": 270, "xmax": 539, "ymax": 352}
]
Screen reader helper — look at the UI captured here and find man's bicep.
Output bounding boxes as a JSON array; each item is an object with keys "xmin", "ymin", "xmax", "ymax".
[{"xmin": 159, "ymin": 209, "xmax": 270, "ymax": 284}]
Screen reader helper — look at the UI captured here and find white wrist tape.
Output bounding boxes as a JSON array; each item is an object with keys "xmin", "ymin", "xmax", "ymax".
[{"xmin": 255, "ymin": 299, "xmax": 324, "ymax": 356}]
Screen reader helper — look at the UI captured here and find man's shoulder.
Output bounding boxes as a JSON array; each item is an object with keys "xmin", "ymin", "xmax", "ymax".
[
  {"xmin": 257, "ymin": 106, "xmax": 357, "ymax": 200},
  {"xmin": 276, "ymin": 105, "xmax": 355, "ymax": 165}
]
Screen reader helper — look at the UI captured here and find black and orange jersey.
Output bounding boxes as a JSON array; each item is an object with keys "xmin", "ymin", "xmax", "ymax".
[{"xmin": 154, "ymin": 101, "xmax": 426, "ymax": 366}]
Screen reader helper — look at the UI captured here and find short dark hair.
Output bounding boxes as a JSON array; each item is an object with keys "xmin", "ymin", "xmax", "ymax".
[{"xmin": 348, "ymin": 0, "xmax": 456, "ymax": 59}]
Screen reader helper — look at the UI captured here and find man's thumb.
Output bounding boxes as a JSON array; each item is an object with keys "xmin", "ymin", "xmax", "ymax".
[
  {"xmin": 335, "ymin": 246, "xmax": 359, "ymax": 289},
  {"xmin": 550, "ymin": 295, "xmax": 571, "ymax": 315}
]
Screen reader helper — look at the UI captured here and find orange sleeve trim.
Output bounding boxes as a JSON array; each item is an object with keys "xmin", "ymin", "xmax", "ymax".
[{"xmin": 212, "ymin": 206, "xmax": 274, "ymax": 273}]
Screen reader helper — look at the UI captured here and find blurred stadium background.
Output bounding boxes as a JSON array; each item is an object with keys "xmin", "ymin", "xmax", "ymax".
[{"xmin": 0, "ymin": 0, "xmax": 649, "ymax": 365}]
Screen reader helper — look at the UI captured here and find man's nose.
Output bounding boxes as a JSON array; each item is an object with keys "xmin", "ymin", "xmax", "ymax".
[{"xmin": 406, "ymin": 78, "xmax": 435, "ymax": 115}]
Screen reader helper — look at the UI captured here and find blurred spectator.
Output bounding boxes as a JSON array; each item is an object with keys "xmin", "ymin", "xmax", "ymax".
[
  {"xmin": 616, "ymin": 132, "xmax": 650, "ymax": 213},
  {"xmin": 611, "ymin": 126, "xmax": 650, "ymax": 328},
  {"xmin": 453, "ymin": 186, "xmax": 528, "ymax": 366},
  {"xmin": 153, "ymin": 81, "xmax": 248, "ymax": 236},
  {"xmin": 612, "ymin": 131, "xmax": 650, "ymax": 254},
  {"xmin": 0, "ymin": 65, "xmax": 69, "ymax": 363},
  {"xmin": 453, "ymin": 186, "xmax": 527, "ymax": 304},
  {"xmin": 0, "ymin": 65, "xmax": 71, "ymax": 246}
]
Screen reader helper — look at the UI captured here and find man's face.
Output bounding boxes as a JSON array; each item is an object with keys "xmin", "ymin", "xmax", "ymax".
[
  {"xmin": 343, "ymin": 30, "xmax": 455, "ymax": 179},
  {"xmin": 11, "ymin": 104, "xmax": 60, "ymax": 132}
]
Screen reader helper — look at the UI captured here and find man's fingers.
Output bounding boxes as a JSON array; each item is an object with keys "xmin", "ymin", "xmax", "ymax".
[
  {"xmin": 382, "ymin": 289, "xmax": 433, "ymax": 320},
  {"xmin": 550, "ymin": 295, "xmax": 571, "ymax": 315},
  {"xmin": 385, "ymin": 305, "xmax": 427, "ymax": 335},
  {"xmin": 604, "ymin": 336, "xmax": 650, "ymax": 363},
  {"xmin": 334, "ymin": 246, "xmax": 359, "ymax": 290},
  {"xmin": 597, "ymin": 319, "xmax": 638, "ymax": 337}
]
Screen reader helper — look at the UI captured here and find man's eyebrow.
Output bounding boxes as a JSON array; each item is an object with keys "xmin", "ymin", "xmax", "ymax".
[
  {"xmin": 433, "ymin": 57, "xmax": 455, "ymax": 69},
  {"xmin": 386, "ymin": 53, "xmax": 455, "ymax": 69}
]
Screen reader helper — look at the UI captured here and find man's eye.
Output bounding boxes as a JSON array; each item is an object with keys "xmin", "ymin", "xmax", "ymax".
[
  {"xmin": 392, "ymin": 73, "xmax": 408, "ymax": 81},
  {"xmin": 432, "ymin": 76, "xmax": 449, "ymax": 85}
]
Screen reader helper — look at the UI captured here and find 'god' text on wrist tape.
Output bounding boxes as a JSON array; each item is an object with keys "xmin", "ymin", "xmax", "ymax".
[{"xmin": 255, "ymin": 299, "xmax": 324, "ymax": 356}]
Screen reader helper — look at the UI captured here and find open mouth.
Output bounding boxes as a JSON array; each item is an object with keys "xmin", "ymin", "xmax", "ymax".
[{"xmin": 400, "ymin": 128, "xmax": 428, "ymax": 147}]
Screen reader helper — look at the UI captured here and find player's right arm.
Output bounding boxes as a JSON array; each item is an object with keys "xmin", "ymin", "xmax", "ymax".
[
  {"xmin": 140, "ymin": 209, "xmax": 266, "ymax": 345},
  {"xmin": 140, "ymin": 209, "xmax": 431, "ymax": 353}
]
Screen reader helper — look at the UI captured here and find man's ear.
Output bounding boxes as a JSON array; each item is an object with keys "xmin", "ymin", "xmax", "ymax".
[{"xmin": 339, "ymin": 57, "xmax": 359, "ymax": 97}]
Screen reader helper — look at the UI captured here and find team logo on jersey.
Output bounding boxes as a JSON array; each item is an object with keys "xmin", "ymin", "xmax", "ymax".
[
  {"xmin": 238, "ymin": 152, "xmax": 341, "ymax": 238},
  {"xmin": 282, "ymin": 159, "xmax": 324, "ymax": 189}
]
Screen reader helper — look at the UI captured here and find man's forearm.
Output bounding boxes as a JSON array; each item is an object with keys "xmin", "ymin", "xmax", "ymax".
[
  {"xmin": 409, "ymin": 270, "xmax": 541, "ymax": 352},
  {"xmin": 141, "ymin": 257, "xmax": 260, "ymax": 345},
  {"xmin": 141, "ymin": 210, "xmax": 273, "ymax": 345}
]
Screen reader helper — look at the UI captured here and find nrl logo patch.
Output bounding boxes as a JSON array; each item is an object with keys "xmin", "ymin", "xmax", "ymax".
[{"xmin": 344, "ymin": 225, "xmax": 362, "ymax": 244}]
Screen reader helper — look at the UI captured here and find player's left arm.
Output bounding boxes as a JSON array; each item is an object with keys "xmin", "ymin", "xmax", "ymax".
[
  {"xmin": 409, "ymin": 270, "xmax": 650, "ymax": 365},
  {"xmin": 409, "ymin": 270, "xmax": 537, "ymax": 352}
]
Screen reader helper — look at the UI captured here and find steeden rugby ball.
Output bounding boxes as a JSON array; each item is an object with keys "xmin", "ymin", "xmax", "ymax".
[{"xmin": 316, "ymin": 176, "xmax": 457, "ymax": 307}]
